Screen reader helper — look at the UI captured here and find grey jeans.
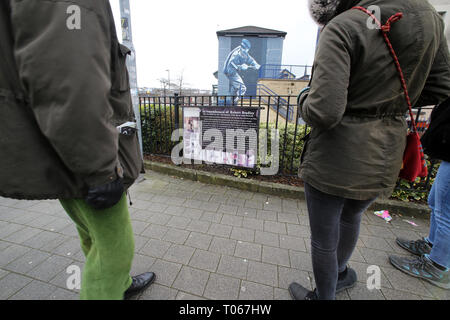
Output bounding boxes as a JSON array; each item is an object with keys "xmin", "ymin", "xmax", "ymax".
[{"xmin": 304, "ymin": 183, "xmax": 376, "ymax": 300}]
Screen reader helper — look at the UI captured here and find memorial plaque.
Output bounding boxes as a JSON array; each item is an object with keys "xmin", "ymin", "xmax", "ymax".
[{"xmin": 183, "ymin": 106, "xmax": 259, "ymax": 168}]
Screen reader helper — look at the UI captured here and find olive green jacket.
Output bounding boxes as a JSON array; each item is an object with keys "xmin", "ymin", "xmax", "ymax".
[
  {"xmin": 0, "ymin": 0, "xmax": 143, "ymax": 200},
  {"xmin": 299, "ymin": 0, "xmax": 450, "ymax": 200}
]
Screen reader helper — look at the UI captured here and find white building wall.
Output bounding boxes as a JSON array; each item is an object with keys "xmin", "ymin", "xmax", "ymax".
[{"xmin": 429, "ymin": 0, "xmax": 450, "ymax": 48}]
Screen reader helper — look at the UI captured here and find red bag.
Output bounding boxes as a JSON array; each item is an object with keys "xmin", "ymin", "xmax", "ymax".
[
  {"xmin": 353, "ymin": 6, "xmax": 428, "ymax": 182},
  {"xmin": 399, "ymin": 131, "xmax": 427, "ymax": 181}
]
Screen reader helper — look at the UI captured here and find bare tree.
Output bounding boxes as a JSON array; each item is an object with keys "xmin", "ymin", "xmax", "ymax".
[
  {"xmin": 158, "ymin": 78, "xmax": 169, "ymax": 96},
  {"xmin": 175, "ymin": 69, "xmax": 189, "ymax": 95}
]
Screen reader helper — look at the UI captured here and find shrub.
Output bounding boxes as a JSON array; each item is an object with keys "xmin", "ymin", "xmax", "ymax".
[
  {"xmin": 140, "ymin": 104, "xmax": 179, "ymax": 156},
  {"xmin": 140, "ymin": 106, "xmax": 437, "ymax": 203},
  {"xmin": 259, "ymin": 122, "xmax": 310, "ymax": 175},
  {"xmin": 390, "ymin": 160, "xmax": 440, "ymax": 202}
]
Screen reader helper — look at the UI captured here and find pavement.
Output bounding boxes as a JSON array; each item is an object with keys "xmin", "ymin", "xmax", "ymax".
[{"xmin": 0, "ymin": 170, "xmax": 448, "ymax": 300}]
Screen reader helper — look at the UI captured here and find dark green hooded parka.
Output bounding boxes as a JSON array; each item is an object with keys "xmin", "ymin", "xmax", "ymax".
[
  {"xmin": 299, "ymin": 0, "xmax": 450, "ymax": 200},
  {"xmin": 0, "ymin": 0, "xmax": 143, "ymax": 200}
]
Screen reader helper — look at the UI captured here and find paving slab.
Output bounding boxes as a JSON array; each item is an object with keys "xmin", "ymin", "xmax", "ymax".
[{"xmin": 0, "ymin": 170, "xmax": 437, "ymax": 300}]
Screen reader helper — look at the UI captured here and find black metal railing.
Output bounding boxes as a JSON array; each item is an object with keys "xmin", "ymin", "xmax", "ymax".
[
  {"xmin": 139, "ymin": 94, "xmax": 437, "ymax": 193},
  {"xmin": 258, "ymin": 64, "xmax": 313, "ymax": 80}
]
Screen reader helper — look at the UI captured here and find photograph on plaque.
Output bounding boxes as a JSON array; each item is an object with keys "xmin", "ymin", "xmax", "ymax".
[
  {"xmin": 183, "ymin": 107, "xmax": 202, "ymax": 161},
  {"xmin": 183, "ymin": 106, "xmax": 259, "ymax": 169}
]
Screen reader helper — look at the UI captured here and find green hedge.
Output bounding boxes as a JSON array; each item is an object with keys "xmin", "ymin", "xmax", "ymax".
[
  {"xmin": 140, "ymin": 106, "xmax": 437, "ymax": 203},
  {"xmin": 140, "ymin": 106, "xmax": 309, "ymax": 173},
  {"xmin": 140, "ymin": 105, "xmax": 179, "ymax": 156},
  {"xmin": 391, "ymin": 160, "xmax": 440, "ymax": 202},
  {"xmin": 258, "ymin": 122, "xmax": 310, "ymax": 175}
]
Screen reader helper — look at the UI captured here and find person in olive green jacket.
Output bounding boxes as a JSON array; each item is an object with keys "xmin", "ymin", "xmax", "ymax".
[
  {"xmin": 0, "ymin": 1, "xmax": 155, "ymax": 299},
  {"xmin": 289, "ymin": 0, "xmax": 450, "ymax": 300}
]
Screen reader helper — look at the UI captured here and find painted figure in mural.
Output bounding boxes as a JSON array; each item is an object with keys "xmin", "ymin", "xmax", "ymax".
[{"xmin": 223, "ymin": 39, "xmax": 261, "ymax": 103}]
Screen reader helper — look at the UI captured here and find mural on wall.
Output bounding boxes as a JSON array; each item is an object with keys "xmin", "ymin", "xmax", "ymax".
[{"xmin": 222, "ymin": 38, "xmax": 264, "ymax": 102}]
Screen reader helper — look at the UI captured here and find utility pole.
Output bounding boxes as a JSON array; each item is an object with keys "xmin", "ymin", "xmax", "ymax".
[{"xmin": 119, "ymin": 0, "xmax": 143, "ymax": 156}]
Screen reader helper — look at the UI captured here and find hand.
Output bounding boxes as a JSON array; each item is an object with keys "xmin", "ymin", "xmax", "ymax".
[
  {"xmin": 85, "ymin": 178, "xmax": 124, "ymax": 210},
  {"xmin": 239, "ymin": 64, "xmax": 249, "ymax": 71}
]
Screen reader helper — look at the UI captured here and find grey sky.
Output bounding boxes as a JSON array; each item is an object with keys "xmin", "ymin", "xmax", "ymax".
[{"xmin": 109, "ymin": 0, "xmax": 319, "ymax": 90}]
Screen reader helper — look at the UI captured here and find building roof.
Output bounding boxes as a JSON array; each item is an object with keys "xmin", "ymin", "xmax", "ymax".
[{"xmin": 217, "ymin": 26, "xmax": 287, "ymax": 38}]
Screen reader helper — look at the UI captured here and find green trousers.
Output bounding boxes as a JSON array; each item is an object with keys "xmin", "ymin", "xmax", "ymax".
[{"xmin": 59, "ymin": 193, "xmax": 134, "ymax": 300}]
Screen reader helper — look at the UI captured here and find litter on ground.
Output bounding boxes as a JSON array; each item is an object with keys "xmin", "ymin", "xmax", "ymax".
[
  {"xmin": 374, "ymin": 210, "xmax": 392, "ymax": 223},
  {"xmin": 403, "ymin": 219, "xmax": 419, "ymax": 227}
]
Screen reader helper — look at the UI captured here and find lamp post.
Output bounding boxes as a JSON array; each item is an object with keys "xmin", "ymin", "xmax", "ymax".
[
  {"xmin": 166, "ymin": 69, "xmax": 170, "ymax": 95},
  {"xmin": 119, "ymin": 0, "xmax": 143, "ymax": 156}
]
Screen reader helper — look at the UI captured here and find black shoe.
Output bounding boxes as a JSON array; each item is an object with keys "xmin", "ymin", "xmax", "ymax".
[
  {"xmin": 396, "ymin": 237, "xmax": 432, "ymax": 256},
  {"xmin": 124, "ymin": 272, "xmax": 156, "ymax": 299},
  {"xmin": 389, "ymin": 255, "xmax": 450, "ymax": 289},
  {"xmin": 288, "ymin": 282, "xmax": 318, "ymax": 300},
  {"xmin": 336, "ymin": 267, "xmax": 357, "ymax": 293}
]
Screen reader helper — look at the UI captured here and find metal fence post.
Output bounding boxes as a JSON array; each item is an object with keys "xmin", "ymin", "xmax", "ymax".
[{"xmin": 174, "ymin": 93, "xmax": 180, "ymax": 130}]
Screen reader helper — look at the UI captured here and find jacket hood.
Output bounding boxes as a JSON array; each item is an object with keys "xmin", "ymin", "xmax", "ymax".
[{"xmin": 308, "ymin": 0, "xmax": 361, "ymax": 25}]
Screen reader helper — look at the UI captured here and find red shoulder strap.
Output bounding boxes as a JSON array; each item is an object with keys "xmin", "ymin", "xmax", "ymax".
[{"xmin": 352, "ymin": 6, "xmax": 417, "ymax": 132}]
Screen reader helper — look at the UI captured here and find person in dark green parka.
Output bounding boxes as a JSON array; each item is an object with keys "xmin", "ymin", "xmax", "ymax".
[
  {"xmin": 289, "ymin": 0, "xmax": 450, "ymax": 300},
  {"xmin": 0, "ymin": 0, "xmax": 155, "ymax": 299}
]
